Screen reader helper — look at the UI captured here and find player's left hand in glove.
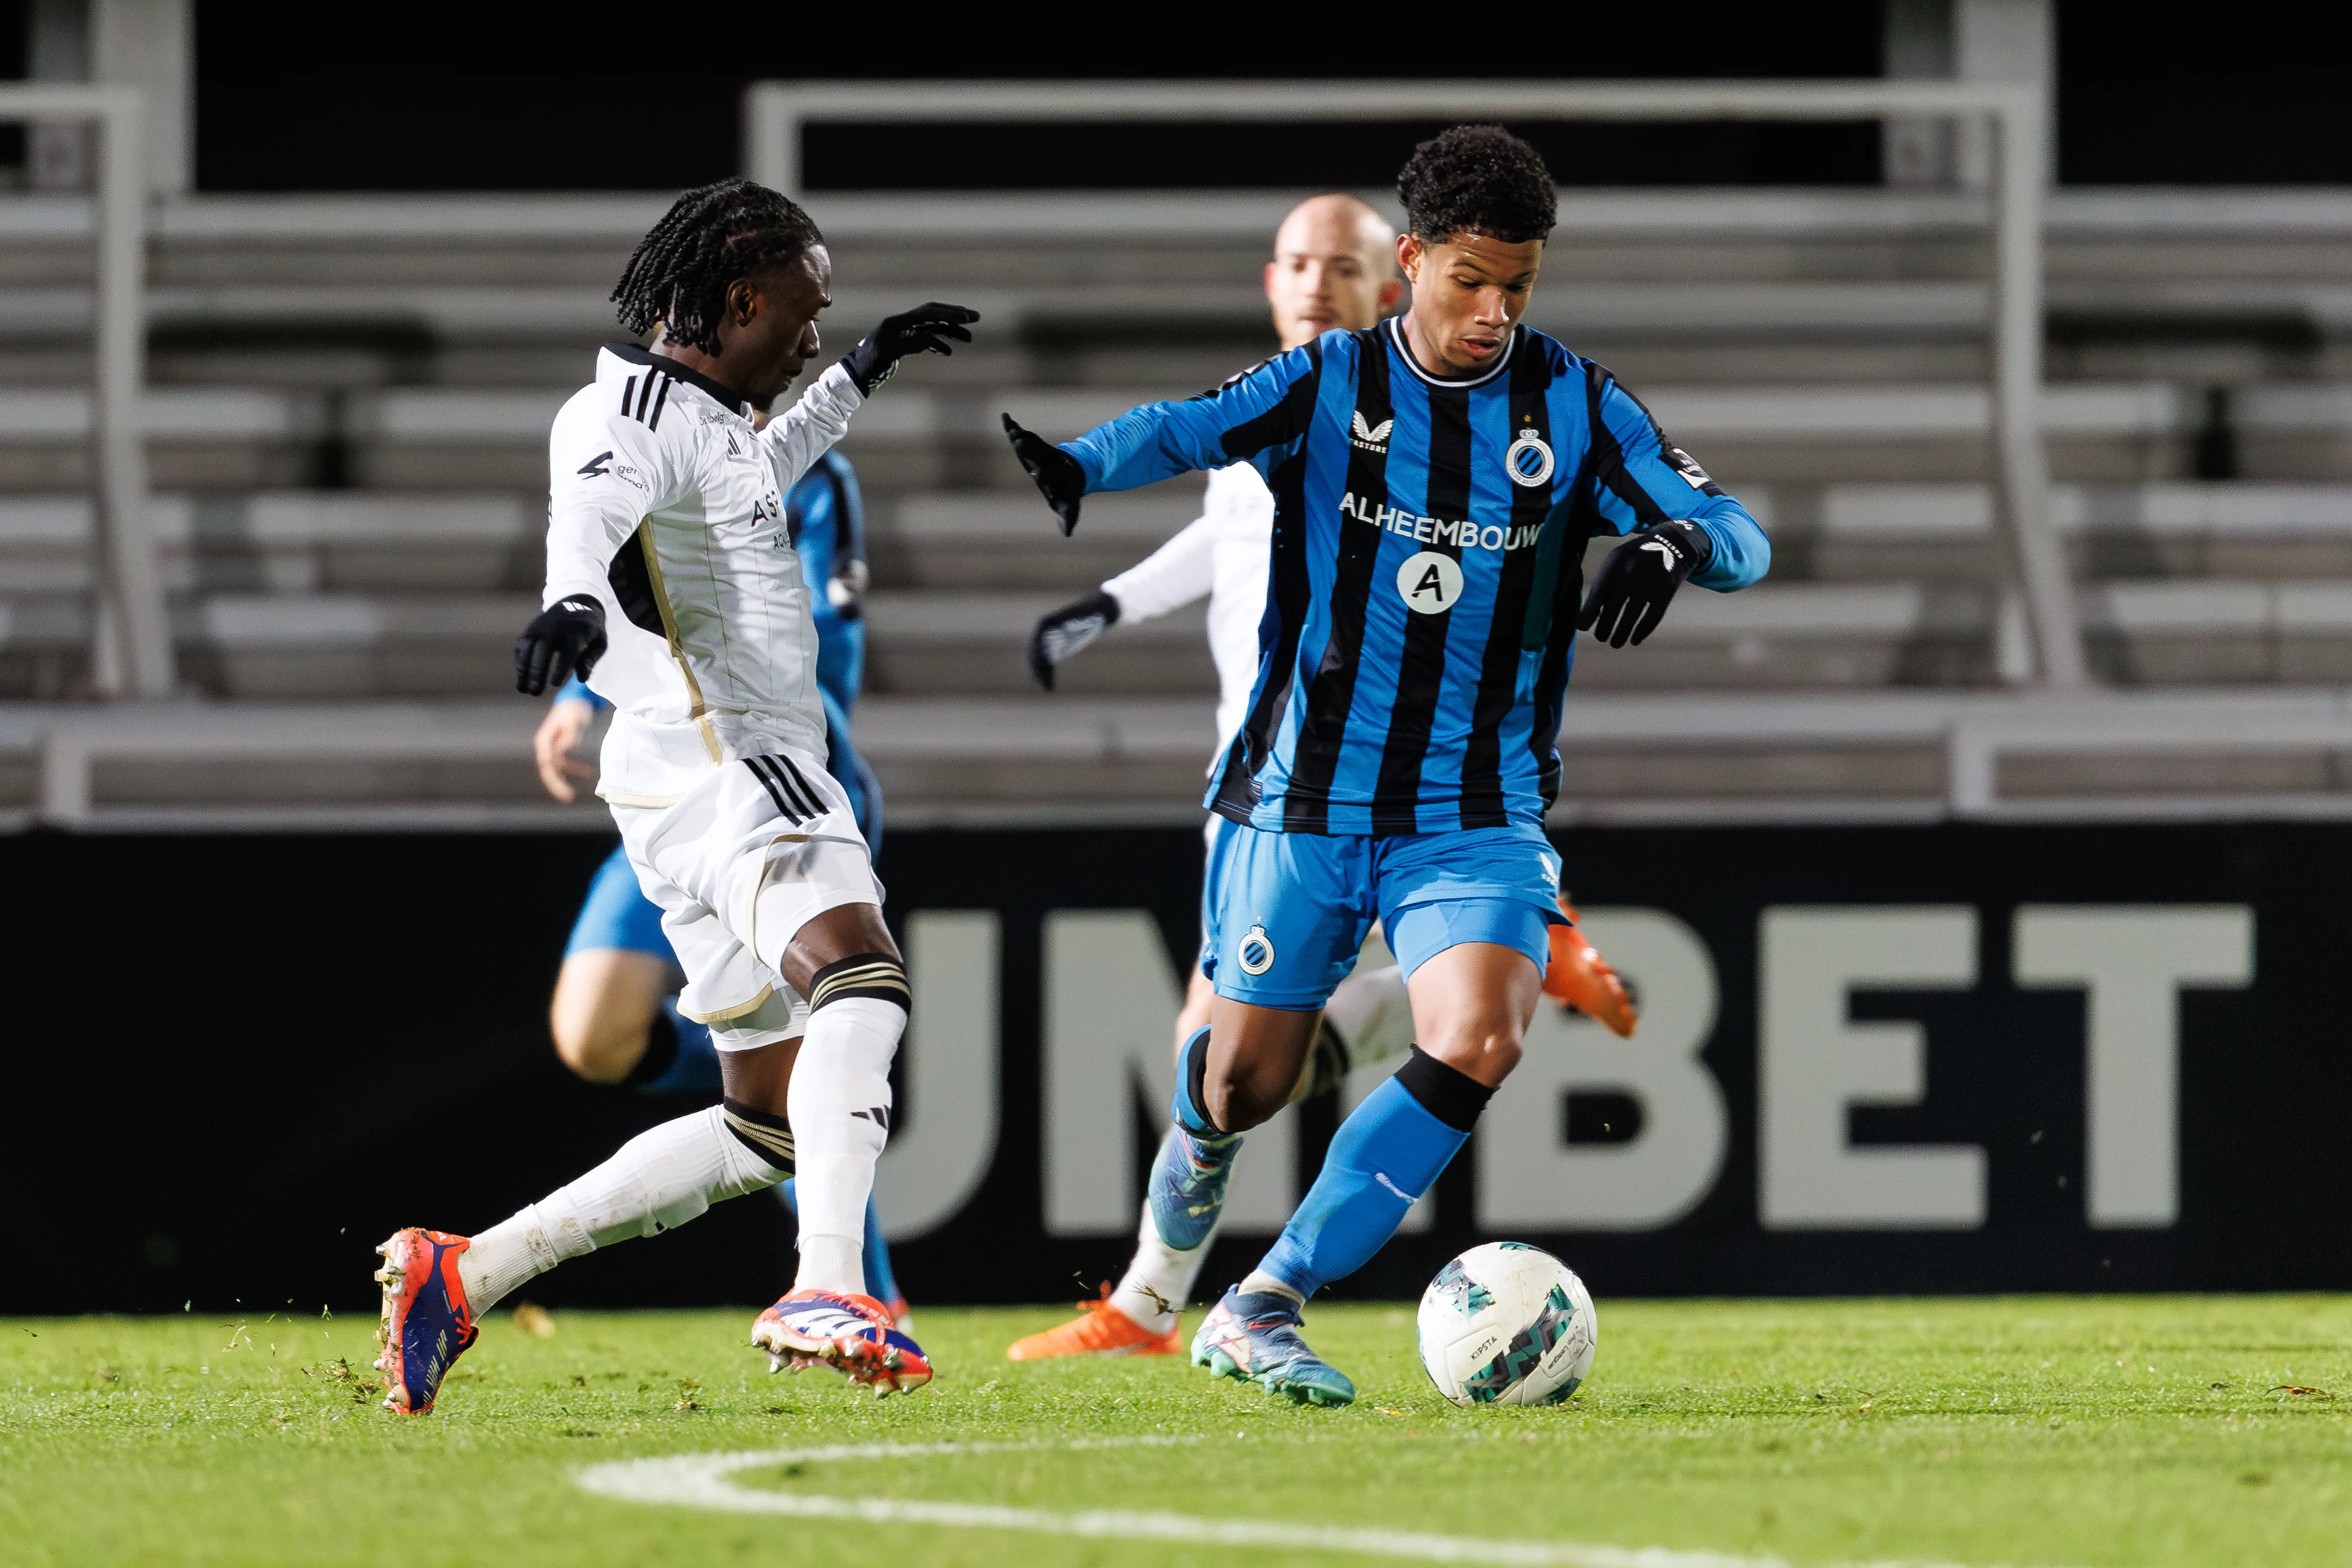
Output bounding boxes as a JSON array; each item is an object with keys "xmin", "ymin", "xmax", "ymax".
[
  {"xmin": 514, "ymin": 596, "xmax": 607, "ymax": 695},
  {"xmin": 1027, "ymin": 590, "xmax": 1120, "ymax": 690},
  {"xmin": 838, "ymin": 302, "xmax": 980, "ymax": 395},
  {"xmin": 1002, "ymin": 414, "xmax": 1086, "ymax": 536},
  {"xmin": 1577, "ymin": 518, "xmax": 1711, "ymax": 648}
]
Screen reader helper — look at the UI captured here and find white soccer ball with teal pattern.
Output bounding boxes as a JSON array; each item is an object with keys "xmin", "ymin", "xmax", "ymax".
[{"xmin": 1415, "ymin": 1242, "xmax": 1597, "ymax": 1407}]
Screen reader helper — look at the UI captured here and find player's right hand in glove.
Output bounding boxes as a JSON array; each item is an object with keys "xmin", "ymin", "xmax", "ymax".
[
  {"xmin": 1577, "ymin": 518, "xmax": 1711, "ymax": 648},
  {"xmin": 1026, "ymin": 590, "xmax": 1120, "ymax": 690},
  {"xmin": 515, "ymin": 596, "xmax": 607, "ymax": 695},
  {"xmin": 1002, "ymin": 414, "xmax": 1086, "ymax": 536},
  {"xmin": 839, "ymin": 302, "xmax": 980, "ymax": 395}
]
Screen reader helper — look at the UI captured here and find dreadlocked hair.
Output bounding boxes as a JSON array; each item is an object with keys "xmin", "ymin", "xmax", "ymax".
[
  {"xmin": 1396, "ymin": 125, "xmax": 1558, "ymax": 246},
  {"xmin": 610, "ymin": 179, "xmax": 824, "ymax": 354}
]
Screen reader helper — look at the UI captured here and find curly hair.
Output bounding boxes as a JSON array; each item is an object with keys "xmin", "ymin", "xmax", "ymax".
[
  {"xmin": 1396, "ymin": 125, "xmax": 1558, "ymax": 246},
  {"xmin": 610, "ymin": 179, "xmax": 824, "ymax": 354}
]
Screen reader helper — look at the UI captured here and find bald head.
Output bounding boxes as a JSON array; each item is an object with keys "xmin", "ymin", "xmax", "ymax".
[{"xmin": 1265, "ymin": 193, "xmax": 1404, "ymax": 351}]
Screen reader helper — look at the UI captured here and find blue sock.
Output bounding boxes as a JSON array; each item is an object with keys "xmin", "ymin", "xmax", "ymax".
[
  {"xmin": 862, "ymin": 1196, "xmax": 900, "ymax": 1306},
  {"xmin": 628, "ymin": 999, "xmax": 722, "ymax": 1094},
  {"xmin": 776, "ymin": 1180, "xmax": 899, "ymax": 1305},
  {"xmin": 1257, "ymin": 1054, "xmax": 1488, "ymax": 1299},
  {"xmin": 1167, "ymin": 1025, "xmax": 1225, "ymax": 1138}
]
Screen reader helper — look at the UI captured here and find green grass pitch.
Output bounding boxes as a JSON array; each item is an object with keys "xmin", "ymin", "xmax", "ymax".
[{"xmin": 3, "ymin": 1296, "xmax": 2349, "ymax": 1567}]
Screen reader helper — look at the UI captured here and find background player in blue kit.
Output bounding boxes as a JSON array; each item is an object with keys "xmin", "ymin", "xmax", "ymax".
[
  {"xmin": 1005, "ymin": 125, "xmax": 1769, "ymax": 1405},
  {"xmin": 530, "ymin": 447, "xmax": 901, "ymax": 1313}
]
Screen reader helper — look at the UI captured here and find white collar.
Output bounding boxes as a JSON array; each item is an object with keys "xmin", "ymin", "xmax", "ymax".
[{"xmin": 1384, "ymin": 317, "xmax": 1516, "ymax": 390}]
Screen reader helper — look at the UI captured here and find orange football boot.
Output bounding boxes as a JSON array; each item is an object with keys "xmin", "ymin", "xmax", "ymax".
[
  {"xmin": 373, "ymin": 1227, "xmax": 478, "ymax": 1415},
  {"xmin": 1007, "ymin": 1283, "xmax": 1182, "ymax": 1360},
  {"xmin": 1542, "ymin": 899, "xmax": 1638, "ymax": 1037},
  {"xmin": 752, "ymin": 1287, "xmax": 932, "ymax": 1397}
]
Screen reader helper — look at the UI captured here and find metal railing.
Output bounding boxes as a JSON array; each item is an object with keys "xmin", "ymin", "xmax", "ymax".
[
  {"xmin": 0, "ymin": 83, "xmax": 167, "ymax": 699},
  {"xmin": 14, "ymin": 691, "xmax": 2352, "ymax": 829},
  {"xmin": 744, "ymin": 77, "xmax": 2084, "ymax": 690}
]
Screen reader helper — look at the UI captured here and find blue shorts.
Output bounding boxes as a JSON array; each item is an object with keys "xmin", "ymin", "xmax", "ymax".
[
  {"xmin": 1200, "ymin": 819, "xmax": 1563, "ymax": 1009},
  {"xmin": 564, "ymin": 843, "xmax": 677, "ymax": 962}
]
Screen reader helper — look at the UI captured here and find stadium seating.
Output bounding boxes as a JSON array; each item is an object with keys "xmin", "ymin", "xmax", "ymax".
[{"xmin": 3, "ymin": 186, "xmax": 2351, "ymax": 825}]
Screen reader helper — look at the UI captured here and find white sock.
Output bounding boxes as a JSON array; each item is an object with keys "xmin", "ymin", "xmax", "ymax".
[
  {"xmin": 1108, "ymin": 1165, "xmax": 1217, "ymax": 1336},
  {"xmin": 458, "ymin": 1106, "xmax": 789, "ymax": 1313},
  {"xmin": 1323, "ymin": 964, "xmax": 1413, "ymax": 1073},
  {"xmin": 787, "ymin": 995, "xmax": 904, "ymax": 1296}
]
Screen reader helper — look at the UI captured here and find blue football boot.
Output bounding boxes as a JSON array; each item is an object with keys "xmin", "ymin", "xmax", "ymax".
[
  {"xmin": 1190, "ymin": 1285, "xmax": 1356, "ymax": 1407},
  {"xmin": 1147, "ymin": 1126, "xmax": 1241, "ymax": 1252}
]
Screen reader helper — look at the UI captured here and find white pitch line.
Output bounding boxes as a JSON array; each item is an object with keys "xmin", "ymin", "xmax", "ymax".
[{"xmin": 573, "ymin": 1435, "xmax": 2016, "ymax": 1568}]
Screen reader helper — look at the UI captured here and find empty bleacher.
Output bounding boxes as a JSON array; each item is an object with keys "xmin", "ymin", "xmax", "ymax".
[{"xmin": 3, "ymin": 186, "xmax": 2352, "ymax": 827}]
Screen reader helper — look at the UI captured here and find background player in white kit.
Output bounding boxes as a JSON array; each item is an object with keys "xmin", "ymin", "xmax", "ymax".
[
  {"xmin": 371, "ymin": 180, "xmax": 976, "ymax": 1411},
  {"xmin": 1006, "ymin": 194, "xmax": 1634, "ymax": 1361}
]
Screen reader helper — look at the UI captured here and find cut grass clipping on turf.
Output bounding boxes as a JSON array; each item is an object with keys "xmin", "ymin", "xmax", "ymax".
[{"xmin": 3, "ymin": 1297, "xmax": 2348, "ymax": 1567}]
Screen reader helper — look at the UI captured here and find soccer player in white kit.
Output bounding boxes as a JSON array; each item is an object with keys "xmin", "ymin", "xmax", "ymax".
[
  {"xmin": 1005, "ymin": 194, "xmax": 1634, "ymax": 1361},
  {"xmin": 372, "ymin": 180, "xmax": 977, "ymax": 1411}
]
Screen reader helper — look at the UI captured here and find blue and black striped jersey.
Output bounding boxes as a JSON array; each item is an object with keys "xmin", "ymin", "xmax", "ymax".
[{"xmin": 1064, "ymin": 320, "xmax": 1770, "ymax": 835}]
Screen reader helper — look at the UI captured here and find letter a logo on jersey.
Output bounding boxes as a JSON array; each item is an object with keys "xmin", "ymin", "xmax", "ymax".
[
  {"xmin": 577, "ymin": 450, "xmax": 614, "ymax": 477},
  {"xmin": 1351, "ymin": 411, "xmax": 1392, "ymax": 452},
  {"xmin": 1396, "ymin": 550, "xmax": 1464, "ymax": 615}
]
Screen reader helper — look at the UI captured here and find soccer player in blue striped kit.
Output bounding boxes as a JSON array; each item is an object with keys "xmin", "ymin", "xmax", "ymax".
[{"xmin": 1005, "ymin": 126, "xmax": 1770, "ymax": 1405}]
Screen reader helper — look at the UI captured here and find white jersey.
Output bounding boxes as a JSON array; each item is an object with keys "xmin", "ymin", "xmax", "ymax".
[
  {"xmin": 1100, "ymin": 461, "xmax": 1272, "ymax": 767},
  {"xmin": 542, "ymin": 345, "xmax": 864, "ymax": 807}
]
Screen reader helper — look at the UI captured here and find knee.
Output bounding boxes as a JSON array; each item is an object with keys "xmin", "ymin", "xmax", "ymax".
[
  {"xmin": 1204, "ymin": 1054, "xmax": 1293, "ymax": 1133},
  {"xmin": 551, "ymin": 1010, "xmax": 648, "ymax": 1085},
  {"xmin": 1423, "ymin": 1017, "xmax": 1524, "ymax": 1090}
]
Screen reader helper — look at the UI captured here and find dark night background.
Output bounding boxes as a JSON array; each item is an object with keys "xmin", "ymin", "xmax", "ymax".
[{"xmin": 0, "ymin": 2, "xmax": 2334, "ymax": 191}]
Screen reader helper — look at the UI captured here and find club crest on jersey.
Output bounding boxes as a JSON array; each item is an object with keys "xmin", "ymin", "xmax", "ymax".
[
  {"xmin": 1350, "ymin": 411, "xmax": 1393, "ymax": 453},
  {"xmin": 1506, "ymin": 431, "xmax": 1556, "ymax": 489},
  {"xmin": 1236, "ymin": 924, "xmax": 1277, "ymax": 976}
]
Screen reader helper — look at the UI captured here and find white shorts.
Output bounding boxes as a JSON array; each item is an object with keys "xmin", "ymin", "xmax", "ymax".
[{"xmin": 611, "ymin": 745, "xmax": 883, "ymax": 1051}]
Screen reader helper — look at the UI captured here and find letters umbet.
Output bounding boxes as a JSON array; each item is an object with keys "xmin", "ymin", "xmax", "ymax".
[{"xmin": 881, "ymin": 903, "xmax": 2252, "ymax": 1244}]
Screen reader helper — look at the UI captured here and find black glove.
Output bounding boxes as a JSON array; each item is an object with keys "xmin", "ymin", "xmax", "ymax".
[
  {"xmin": 1026, "ymin": 590, "xmax": 1120, "ymax": 690},
  {"xmin": 838, "ymin": 302, "xmax": 979, "ymax": 395},
  {"xmin": 1577, "ymin": 519, "xmax": 1711, "ymax": 648},
  {"xmin": 1002, "ymin": 413, "xmax": 1086, "ymax": 536},
  {"xmin": 514, "ymin": 596, "xmax": 607, "ymax": 695}
]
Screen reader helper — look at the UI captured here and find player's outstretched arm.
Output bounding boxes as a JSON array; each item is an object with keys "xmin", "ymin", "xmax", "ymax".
[
  {"xmin": 763, "ymin": 305, "xmax": 978, "ymax": 497},
  {"xmin": 840, "ymin": 303, "xmax": 979, "ymax": 396},
  {"xmin": 1025, "ymin": 512, "xmax": 1218, "ymax": 686},
  {"xmin": 1026, "ymin": 591, "xmax": 1120, "ymax": 689},
  {"xmin": 1002, "ymin": 339, "xmax": 1326, "ymax": 537}
]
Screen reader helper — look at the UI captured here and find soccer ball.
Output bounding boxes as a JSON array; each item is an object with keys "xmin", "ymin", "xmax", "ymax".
[{"xmin": 1415, "ymin": 1242, "xmax": 1597, "ymax": 1407}]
